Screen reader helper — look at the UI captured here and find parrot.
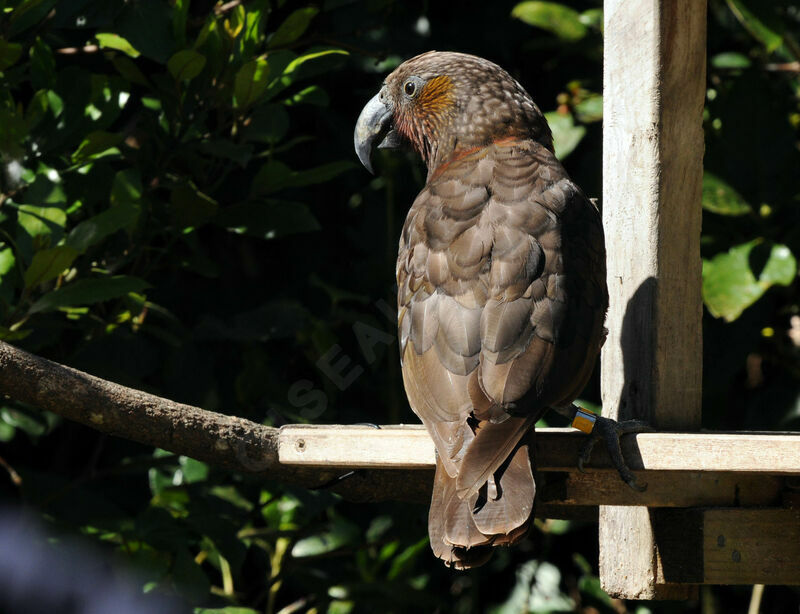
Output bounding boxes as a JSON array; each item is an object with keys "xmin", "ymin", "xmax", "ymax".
[{"xmin": 354, "ymin": 51, "xmax": 644, "ymax": 569}]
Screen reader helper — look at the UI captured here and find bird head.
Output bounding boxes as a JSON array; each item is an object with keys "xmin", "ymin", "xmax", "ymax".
[{"xmin": 354, "ymin": 51, "xmax": 553, "ymax": 175}]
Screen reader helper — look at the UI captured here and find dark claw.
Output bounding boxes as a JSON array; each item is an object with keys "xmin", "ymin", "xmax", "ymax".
[{"xmin": 578, "ymin": 416, "xmax": 652, "ymax": 492}]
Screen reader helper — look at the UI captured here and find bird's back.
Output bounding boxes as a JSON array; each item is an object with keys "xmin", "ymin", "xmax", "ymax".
[{"xmin": 397, "ymin": 137, "xmax": 607, "ymax": 567}]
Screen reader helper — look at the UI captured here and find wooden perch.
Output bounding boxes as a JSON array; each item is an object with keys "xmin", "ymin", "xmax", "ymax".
[
  {"xmin": 2, "ymin": 341, "xmax": 800, "ymax": 584},
  {"xmin": 2, "ymin": 340, "xmax": 799, "ymax": 509},
  {"xmin": 0, "ymin": 341, "xmax": 431, "ymax": 503}
]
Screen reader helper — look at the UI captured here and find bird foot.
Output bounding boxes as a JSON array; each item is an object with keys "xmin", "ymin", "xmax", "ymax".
[{"xmin": 577, "ymin": 415, "xmax": 653, "ymax": 492}]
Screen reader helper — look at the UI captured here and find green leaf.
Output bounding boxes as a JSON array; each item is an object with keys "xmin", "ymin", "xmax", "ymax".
[
  {"xmin": 179, "ymin": 456, "xmax": 209, "ymax": 483},
  {"xmin": 328, "ymin": 600, "xmax": 354, "ymax": 614},
  {"xmin": 544, "ymin": 111, "xmax": 586, "ymax": 159},
  {"xmin": 234, "ymin": 58, "xmax": 270, "ymax": 108},
  {"xmin": 23, "ymin": 245, "xmax": 79, "ymax": 287},
  {"xmin": 25, "ymin": 90, "xmax": 49, "ymax": 130},
  {"xmin": 167, "ymin": 49, "xmax": 206, "ymax": 82},
  {"xmin": 195, "ymin": 17, "xmax": 223, "ymax": 76},
  {"xmin": 579, "ymin": 8, "xmax": 603, "ymax": 29},
  {"xmin": 702, "ymin": 240, "xmax": 797, "ymax": 322},
  {"xmin": 111, "ymin": 169, "xmax": 144, "ymax": 210},
  {"xmin": 172, "ymin": 0, "xmax": 190, "ymax": 47},
  {"xmin": 112, "ymin": 55, "xmax": 150, "ymax": 87},
  {"xmin": 711, "ymin": 52, "xmax": 752, "ymax": 69},
  {"xmin": 67, "ymin": 205, "xmax": 140, "ymax": 253},
  {"xmin": 281, "ymin": 48, "xmax": 348, "ymax": 80},
  {"xmin": 0, "ymin": 420, "xmax": 15, "ymax": 442},
  {"xmin": 284, "ymin": 85, "xmax": 329, "ymax": 106},
  {"xmin": 0, "ymin": 38, "xmax": 23, "ymax": 70},
  {"xmin": 72, "ymin": 131, "xmax": 123, "ymax": 163},
  {"xmin": 387, "ymin": 537, "xmax": 428, "ymax": 580},
  {"xmin": 725, "ymin": 0, "xmax": 783, "ymax": 52},
  {"xmin": 578, "ymin": 574, "xmax": 613, "ymax": 605},
  {"xmin": 512, "ymin": 1, "xmax": 588, "ymax": 41},
  {"xmin": 242, "ymin": 2, "xmax": 268, "ymax": 50},
  {"xmin": 30, "ymin": 38, "xmax": 56, "ymax": 89},
  {"xmin": 573, "ymin": 94, "xmax": 602, "ymax": 123},
  {"xmin": 291, "ymin": 515, "xmax": 359, "ymax": 558},
  {"xmin": 702, "ymin": 172, "xmax": 752, "ymax": 216},
  {"xmin": 1, "ymin": 406, "xmax": 49, "ymax": 438},
  {"xmin": 268, "ymin": 7, "xmax": 319, "ymax": 48},
  {"xmin": 95, "ymin": 33, "xmax": 141, "ymax": 58},
  {"xmin": 17, "ymin": 204, "xmax": 67, "ymax": 240},
  {"xmin": 252, "ymin": 159, "xmax": 356, "ymax": 195},
  {"xmin": 261, "ymin": 492, "xmax": 301, "ymax": 530},
  {"xmin": 262, "ymin": 48, "xmax": 348, "ymax": 101},
  {"xmin": 0, "ymin": 326, "xmax": 31, "ymax": 342},
  {"xmin": 29, "ymin": 275, "xmax": 150, "ymax": 313},
  {"xmin": 366, "ymin": 515, "xmax": 393, "ymax": 543},
  {"xmin": 0, "ymin": 247, "xmax": 16, "ymax": 280},
  {"xmin": 46, "ymin": 90, "xmax": 63, "ymax": 117},
  {"xmin": 543, "ymin": 518, "xmax": 572, "ymax": 535}
]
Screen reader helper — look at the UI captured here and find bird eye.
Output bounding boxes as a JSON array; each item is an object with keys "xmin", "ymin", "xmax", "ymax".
[{"xmin": 403, "ymin": 80, "xmax": 417, "ymax": 97}]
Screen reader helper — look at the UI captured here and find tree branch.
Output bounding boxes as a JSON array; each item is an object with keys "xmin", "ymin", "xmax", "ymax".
[{"xmin": 0, "ymin": 341, "xmax": 431, "ymax": 503}]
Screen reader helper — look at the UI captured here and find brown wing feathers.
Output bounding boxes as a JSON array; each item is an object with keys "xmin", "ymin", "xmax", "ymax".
[{"xmin": 399, "ymin": 138, "xmax": 606, "ymax": 568}]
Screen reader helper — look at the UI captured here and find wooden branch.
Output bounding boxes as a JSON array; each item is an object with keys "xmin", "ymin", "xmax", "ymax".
[
  {"xmin": 0, "ymin": 341, "xmax": 430, "ymax": 504},
  {"xmin": 600, "ymin": 0, "xmax": 706, "ymax": 599}
]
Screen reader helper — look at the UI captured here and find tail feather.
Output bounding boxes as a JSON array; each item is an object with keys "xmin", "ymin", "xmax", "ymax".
[
  {"xmin": 455, "ymin": 416, "xmax": 535, "ymax": 499},
  {"xmin": 428, "ymin": 439, "xmax": 535, "ymax": 570},
  {"xmin": 471, "ymin": 443, "xmax": 534, "ymax": 535}
]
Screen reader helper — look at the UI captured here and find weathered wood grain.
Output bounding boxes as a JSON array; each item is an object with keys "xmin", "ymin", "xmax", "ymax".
[
  {"xmin": 538, "ymin": 472, "xmax": 784, "ymax": 508},
  {"xmin": 702, "ymin": 509, "xmax": 800, "ymax": 584},
  {"xmin": 279, "ymin": 424, "xmax": 433, "ymax": 468},
  {"xmin": 653, "ymin": 509, "xmax": 800, "ymax": 585},
  {"xmin": 599, "ymin": 0, "xmax": 707, "ymax": 599},
  {"xmin": 279, "ymin": 425, "xmax": 800, "ymax": 474}
]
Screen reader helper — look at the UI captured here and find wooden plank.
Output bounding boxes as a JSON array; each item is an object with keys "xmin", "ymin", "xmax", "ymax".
[
  {"xmin": 538, "ymin": 472, "xmax": 783, "ymax": 508},
  {"xmin": 279, "ymin": 425, "xmax": 800, "ymax": 474},
  {"xmin": 279, "ymin": 425, "xmax": 794, "ymax": 507},
  {"xmin": 652, "ymin": 509, "xmax": 800, "ymax": 585},
  {"xmin": 279, "ymin": 424, "xmax": 433, "ymax": 468},
  {"xmin": 541, "ymin": 431, "xmax": 800, "ymax": 474},
  {"xmin": 703, "ymin": 509, "xmax": 800, "ymax": 584},
  {"xmin": 599, "ymin": 0, "xmax": 706, "ymax": 599}
]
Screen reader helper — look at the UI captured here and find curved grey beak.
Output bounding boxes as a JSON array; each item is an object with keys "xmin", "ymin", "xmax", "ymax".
[{"xmin": 354, "ymin": 92, "xmax": 395, "ymax": 174}]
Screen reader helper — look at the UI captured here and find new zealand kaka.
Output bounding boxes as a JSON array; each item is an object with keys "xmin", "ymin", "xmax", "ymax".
[{"xmin": 354, "ymin": 51, "xmax": 642, "ymax": 569}]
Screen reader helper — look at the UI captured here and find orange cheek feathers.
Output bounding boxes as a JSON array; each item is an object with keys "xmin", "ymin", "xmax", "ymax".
[{"xmin": 416, "ymin": 75, "xmax": 455, "ymax": 115}]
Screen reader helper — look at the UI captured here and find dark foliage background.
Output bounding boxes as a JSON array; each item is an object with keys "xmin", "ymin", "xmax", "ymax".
[{"xmin": 0, "ymin": 0, "xmax": 798, "ymax": 612}]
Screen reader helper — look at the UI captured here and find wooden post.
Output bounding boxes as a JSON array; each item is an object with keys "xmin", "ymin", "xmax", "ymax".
[{"xmin": 599, "ymin": 0, "xmax": 706, "ymax": 600}]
